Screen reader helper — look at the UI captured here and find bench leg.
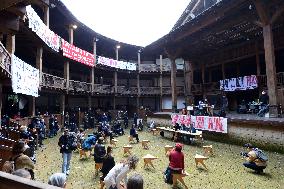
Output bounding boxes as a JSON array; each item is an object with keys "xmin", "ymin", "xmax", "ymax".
[
  {"xmin": 200, "ymin": 161, "xmax": 208, "ymax": 170},
  {"xmin": 177, "ymin": 177, "xmax": 188, "ymax": 189}
]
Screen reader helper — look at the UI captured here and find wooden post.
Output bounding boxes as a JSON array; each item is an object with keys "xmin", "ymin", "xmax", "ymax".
[
  {"xmin": 60, "ymin": 94, "xmax": 65, "ymax": 115},
  {"xmin": 263, "ymin": 24, "xmax": 278, "ymax": 106},
  {"xmin": 91, "ymin": 37, "xmax": 96, "ymax": 93},
  {"xmin": 171, "ymin": 58, "xmax": 177, "ymax": 113},
  {"xmin": 159, "ymin": 55, "xmax": 163, "ymax": 111},
  {"xmin": 221, "ymin": 62, "xmax": 225, "ymax": 79},
  {"xmin": 43, "ymin": 5, "xmax": 49, "ymax": 27},
  {"xmin": 255, "ymin": 42, "xmax": 261, "ymax": 75},
  {"xmin": 137, "ymin": 52, "xmax": 141, "ymax": 109},
  {"xmin": 0, "ymin": 83, "xmax": 2, "ymax": 125},
  {"xmin": 6, "ymin": 34, "xmax": 15, "ymax": 54},
  {"xmin": 28, "ymin": 96, "xmax": 35, "ymax": 117},
  {"xmin": 113, "ymin": 47, "xmax": 119, "ymax": 110},
  {"xmin": 36, "ymin": 47, "xmax": 43, "ymax": 87},
  {"xmin": 201, "ymin": 63, "xmax": 205, "ymax": 98},
  {"xmin": 184, "ymin": 61, "xmax": 194, "ymax": 105}
]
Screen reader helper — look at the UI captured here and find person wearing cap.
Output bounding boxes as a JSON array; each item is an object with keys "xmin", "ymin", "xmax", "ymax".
[
  {"xmin": 58, "ymin": 129, "xmax": 74, "ymax": 175},
  {"xmin": 242, "ymin": 143, "xmax": 267, "ymax": 174},
  {"xmin": 164, "ymin": 143, "xmax": 185, "ymax": 184},
  {"xmin": 104, "ymin": 155, "xmax": 139, "ymax": 189}
]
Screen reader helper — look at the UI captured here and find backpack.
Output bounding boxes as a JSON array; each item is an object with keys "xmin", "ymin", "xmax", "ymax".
[
  {"xmin": 2, "ymin": 155, "xmax": 21, "ymax": 173},
  {"xmin": 254, "ymin": 148, "xmax": 268, "ymax": 162}
]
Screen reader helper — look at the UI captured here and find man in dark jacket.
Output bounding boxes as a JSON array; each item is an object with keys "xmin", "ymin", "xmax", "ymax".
[
  {"xmin": 94, "ymin": 138, "xmax": 106, "ymax": 176},
  {"xmin": 58, "ymin": 129, "xmax": 75, "ymax": 175}
]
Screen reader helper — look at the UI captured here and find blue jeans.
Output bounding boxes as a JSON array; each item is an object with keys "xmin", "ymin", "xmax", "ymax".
[
  {"xmin": 243, "ymin": 162, "xmax": 266, "ymax": 173},
  {"xmin": 62, "ymin": 152, "xmax": 72, "ymax": 174}
]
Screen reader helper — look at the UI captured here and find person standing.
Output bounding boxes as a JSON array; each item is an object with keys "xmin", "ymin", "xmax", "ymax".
[
  {"xmin": 221, "ymin": 94, "xmax": 228, "ymax": 116},
  {"xmin": 58, "ymin": 129, "xmax": 75, "ymax": 175},
  {"xmin": 130, "ymin": 124, "xmax": 139, "ymax": 143},
  {"xmin": 104, "ymin": 155, "xmax": 139, "ymax": 189},
  {"xmin": 100, "ymin": 146, "xmax": 115, "ymax": 189},
  {"xmin": 94, "ymin": 138, "xmax": 106, "ymax": 176}
]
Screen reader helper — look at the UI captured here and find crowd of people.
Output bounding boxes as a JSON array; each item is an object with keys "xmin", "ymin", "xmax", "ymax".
[{"xmin": 0, "ymin": 106, "xmax": 269, "ymax": 189}]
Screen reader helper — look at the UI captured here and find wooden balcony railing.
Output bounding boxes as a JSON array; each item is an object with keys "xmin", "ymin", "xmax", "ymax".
[
  {"xmin": 141, "ymin": 87, "xmax": 160, "ymax": 95},
  {"xmin": 117, "ymin": 86, "xmax": 138, "ymax": 95},
  {"xmin": 93, "ymin": 84, "xmax": 113, "ymax": 94},
  {"xmin": 203, "ymin": 82, "xmax": 219, "ymax": 92},
  {"xmin": 41, "ymin": 73, "xmax": 66, "ymax": 90},
  {"xmin": 0, "ymin": 42, "xmax": 11, "ymax": 77},
  {"xmin": 69, "ymin": 80, "xmax": 92, "ymax": 93}
]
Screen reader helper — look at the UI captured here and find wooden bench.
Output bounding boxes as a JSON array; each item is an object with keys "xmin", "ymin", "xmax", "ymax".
[
  {"xmin": 172, "ymin": 171, "xmax": 189, "ymax": 189},
  {"xmin": 195, "ymin": 154, "xmax": 208, "ymax": 170},
  {"xmin": 123, "ymin": 145, "xmax": 133, "ymax": 156},
  {"xmin": 128, "ymin": 136, "xmax": 135, "ymax": 143},
  {"xmin": 164, "ymin": 145, "xmax": 173, "ymax": 155},
  {"xmin": 0, "ymin": 145, "xmax": 13, "ymax": 169},
  {"xmin": 95, "ymin": 163, "xmax": 103, "ymax": 176},
  {"xmin": 141, "ymin": 140, "xmax": 150, "ymax": 149},
  {"xmin": 110, "ymin": 139, "xmax": 118, "ymax": 147},
  {"xmin": 203, "ymin": 145, "xmax": 213, "ymax": 156},
  {"xmin": 142, "ymin": 154, "xmax": 158, "ymax": 169},
  {"xmin": 151, "ymin": 129, "xmax": 159, "ymax": 136}
]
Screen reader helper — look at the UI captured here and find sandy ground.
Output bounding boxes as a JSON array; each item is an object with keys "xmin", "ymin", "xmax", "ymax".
[{"xmin": 34, "ymin": 129, "xmax": 284, "ymax": 189}]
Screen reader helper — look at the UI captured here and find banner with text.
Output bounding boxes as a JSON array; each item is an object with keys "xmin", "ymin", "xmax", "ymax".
[
  {"xmin": 26, "ymin": 6, "xmax": 60, "ymax": 52},
  {"xmin": 61, "ymin": 39, "xmax": 95, "ymax": 67},
  {"xmin": 171, "ymin": 114, "xmax": 227, "ymax": 133},
  {"xmin": 97, "ymin": 56, "xmax": 137, "ymax": 71},
  {"xmin": 12, "ymin": 55, "xmax": 39, "ymax": 97},
  {"xmin": 220, "ymin": 75, "xmax": 258, "ymax": 91}
]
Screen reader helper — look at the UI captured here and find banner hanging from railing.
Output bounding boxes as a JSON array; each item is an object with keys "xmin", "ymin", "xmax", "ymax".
[
  {"xmin": 12, "ymin": 55, "xmax": 39, "ymax": 97},
  {"xmin": 171, "ymin": 114, "xmax": 227, "ymax": 133},
  {"xmin": 220, "ymin": 75, "xmax": 258, "ymax": 91},
  {"xmin": 26, "ymin": 6, "xmax": 60, "ymax": 52},
  {"xmin": 61, "ymin": 39, "xmax": 95, "ymax": 67},
  {"xmin": 97, "ymin": 56, "xmax": 136, "ymax": 71}
]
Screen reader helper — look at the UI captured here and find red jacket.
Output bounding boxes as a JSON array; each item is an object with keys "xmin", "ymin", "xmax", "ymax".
[{"xmin": 169, "ymin": 149, "xmax": 184, "ymax": 170}]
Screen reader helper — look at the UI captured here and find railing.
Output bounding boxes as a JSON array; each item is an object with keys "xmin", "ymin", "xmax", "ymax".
[
  {"xmin": 0, "ymin": 42, "xmax": 12, "ymax": 77},
  {"xmin": 93, "ymin": 84, "xmax": 113, "ymax": 94},
  {"xmin": 139, "ymin": 63, "xmax": 184, "ymax": 72},
  {"xmin": 69, "ymin": 80, "xmax": 92, "ymax": 93},
  {"xmin": 117, "ymin": 86, "xmax": 138, "ymax": 95},
  {"xmin": 257, "ymin": 73, "xmax": 284, "ymax": 88},
  {"xmin": 141, "ymin": 87, "xmax": 160, "ymax": 95},
  {"xmin": 192, "ymin": 84, "xmax": 202, "ymax": 93},
  {"xmin": 41, "ymin": 73, "xmax": 66, "ymax": 90}
]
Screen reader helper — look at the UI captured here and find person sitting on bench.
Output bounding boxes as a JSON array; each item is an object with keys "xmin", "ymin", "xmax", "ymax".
[
  {"xmin": 130, "ymin": 124, "xmax": 139, "ymax": 143},
  {"xmin": 164, "ymin": 143, "xmax": 185, "ymax": 184}
]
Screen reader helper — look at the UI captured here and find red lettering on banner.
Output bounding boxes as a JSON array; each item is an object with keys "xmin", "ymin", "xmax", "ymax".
[
  {"xmin": 185, "ymin": 116, "xmax": 191, "ymax": 126},
  {"xmin": 196, "ymin": 116, "xmax": 205, "ymax": 129},
  {"xmin": 172, "ymin": 115, "xmax": 179, "ymax": 124},
  {"xmin": 180, "ymin": 116, "xmax": 185, "ymax": 125},
  {"xmin": 214, "ymin": 117, "xmax": 224, "ymax": 132},
  {"xmin": 208, "ymin": 117, "xmax": 214, "ymax": 130}
]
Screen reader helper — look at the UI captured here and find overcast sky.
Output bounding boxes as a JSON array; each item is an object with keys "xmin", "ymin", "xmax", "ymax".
[{"xmin": 60, "ymin": 0, "xmax": 190, "ymax": 47}]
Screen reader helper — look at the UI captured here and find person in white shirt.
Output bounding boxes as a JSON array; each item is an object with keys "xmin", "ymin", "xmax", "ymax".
[{"xmin": 104, "ymin": 155, "xmax": 139, "ymax": 189}]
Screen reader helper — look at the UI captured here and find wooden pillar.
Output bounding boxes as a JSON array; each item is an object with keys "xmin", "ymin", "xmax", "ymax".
[
  {"xmin": 255, "ymin": 42, "xmax": 261, "ymax": 75},
  {"xmin": 201, "ymin": 63, "xmax": 205, "ymax": 98},
  {"xmin": 171, "ymin": 58, "xmax": 177, "ymax": 112},
  {"xmin": 43, "ymin": 5, "xmax": 49, "ymax": 27},
  {"xmin": 113, "ymin": 46, "xmax": 119, "ymax": 110},
  {"xmin": 36, "ymin": 47, "xmax": 43, "ymax": 86},
  {"xmin": 263, "ymin": 24, "xmax": 277, "ymax": 105},
  {"xmin": 184, "ymin": 61, "xmax": 194, "ymax": 105},
  {"xmin": 91, "ymin": 37, "xmax": 96, "ymax": 93},
  {"xmin": 137, "ymin": 52, "xmax": 141, "ymax": 109},
  {"xmin": 28, "ymin": 96, "xmax": 35, "ymax": 117},
  {"xmin": 159, "ymin": 55, "xmax": 163, "ymax": 111},
  {"xmin": 6, "ymin": 34, "xmax": 15, "ymax": 54},
  {"xmin": 0, "ymin": 84, "xmax": 2, "ymax": 125},
  {"xmin": 221, "ymin": 62, "xmax": 225, "ymax": 79}
]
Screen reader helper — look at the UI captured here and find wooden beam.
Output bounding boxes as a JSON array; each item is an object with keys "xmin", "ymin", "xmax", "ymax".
[
  {"xmin": 171, "ymin": 58, "xmax": 177, "ymax": 112},
  {"xmin": 253, "ymin": 0, "xmax": 270, "ymax": 25},
  {"xmin": 0, "ymin": 0, "xmax": 24, "ymax": 11},
  {"xmin": 270, "ymin": 5, "xmax": 284, "ymax": 24}
]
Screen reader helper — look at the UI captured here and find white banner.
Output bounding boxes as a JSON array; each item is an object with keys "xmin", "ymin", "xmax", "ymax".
[
  {"xmin": 97, "ymin": 56, "xmax": 136, "ymax": 71},
  {"xmin": 12, "ymin": 55, "xmax": 39, "ymax": 97},
  {"xmin": 171, "ymin": 114, "xmax": 227, "ymax": 133},
  {"xmin": 26, "ymin": 5, "xmax": 60, "ymax": 52},
  {"xmin": 220, "ymin": 75, "xmax": 258, "ymax": 91}
]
